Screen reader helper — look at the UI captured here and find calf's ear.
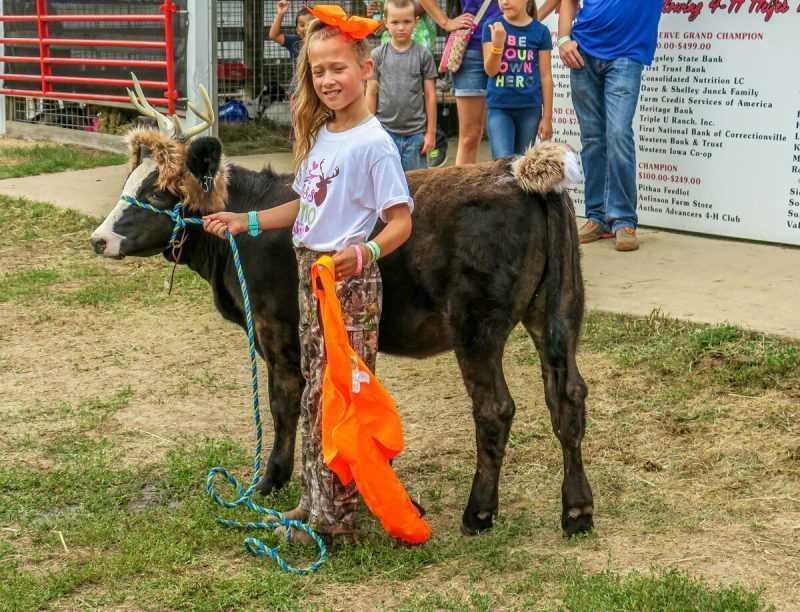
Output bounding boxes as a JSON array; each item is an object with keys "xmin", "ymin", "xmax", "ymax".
[{"xmin": 183, "ymin": 137, "xmax": 228, "ymax": 214}]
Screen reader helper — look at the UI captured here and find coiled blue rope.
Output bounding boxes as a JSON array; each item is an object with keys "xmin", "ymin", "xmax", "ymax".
[{"xmin": 121, "ymin": 194, "xmax": 327, "ymax": 574}]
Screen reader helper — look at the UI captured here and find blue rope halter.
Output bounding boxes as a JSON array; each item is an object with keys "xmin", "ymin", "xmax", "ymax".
[{"xmin": 121, "ymin": 194, "xmax": 327, "ymax": 574}]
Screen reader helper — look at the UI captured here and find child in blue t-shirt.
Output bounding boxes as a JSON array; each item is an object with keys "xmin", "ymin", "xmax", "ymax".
[
  {"xmin": 268, "ymin": 1, "xmax": 314, "ymax": 140},
  {"xmin": 269, "ymin": 1, "xmax": 313, "ymax": 63},
  {"xmin": 482, "ymin": 0, "xmax": 553, "ymax": 159}
]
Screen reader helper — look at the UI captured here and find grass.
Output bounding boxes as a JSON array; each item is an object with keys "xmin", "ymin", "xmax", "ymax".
[
  {"xmin": 0, "ymin": 195, "xmax": 209, "ymax": 310},
  {"xmin": 0, "ymin": 267, "xmax": 59, "ymax": 302},
  {"xmin": 581, "ymin": 310, "xmax": 800, "ymax": 393},
  {"xmin": 0, "ymin": 434, "xmax": 775, "ymax": 611},
  {"xmin": 1, "ymin": 195, "xmax": 795, "ymax": 610},
  {"xmin": 0, "ymin": 139, "xmax": 126, "ymax": 180},
  {"xmin": 219, "ymin": 119, "xmax": 292, "ymax": 156}
]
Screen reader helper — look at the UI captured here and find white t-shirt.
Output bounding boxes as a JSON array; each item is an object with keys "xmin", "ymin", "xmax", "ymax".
[{"xmin": 291, "ymin": 116, "xmax": 414, "ymax": 252}]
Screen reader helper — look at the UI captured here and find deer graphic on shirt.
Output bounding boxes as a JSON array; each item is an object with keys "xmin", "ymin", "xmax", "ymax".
[{"xmin": 312, "ymin": 161, "xmax": 340, "ymax": 207}]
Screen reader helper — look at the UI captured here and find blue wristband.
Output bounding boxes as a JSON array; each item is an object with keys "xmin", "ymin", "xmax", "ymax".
[{"xmin": 247, "ymin": 210, "xmax": 261, "ymax": 237}]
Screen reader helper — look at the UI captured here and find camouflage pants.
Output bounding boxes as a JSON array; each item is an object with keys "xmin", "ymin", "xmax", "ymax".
[{"xmin": 294, "ymin": 247, "xmax": 382, "ymax": 534}]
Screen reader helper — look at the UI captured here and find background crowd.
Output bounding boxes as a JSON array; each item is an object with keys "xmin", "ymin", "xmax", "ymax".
[{"xmin": 269, "ymin": 0, "xmax": 664, "ymax": 252}]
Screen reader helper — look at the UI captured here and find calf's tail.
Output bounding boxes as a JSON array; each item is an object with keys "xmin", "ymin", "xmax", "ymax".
[
  {"xmin": 510, "ymin": 142, "xmax": 582, "ymax": 195},
  {"xmin": 512, "ymin": 141, "xmax": 585, "ymax": 347}
]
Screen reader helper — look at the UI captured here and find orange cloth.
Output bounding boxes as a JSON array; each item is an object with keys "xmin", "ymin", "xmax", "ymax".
[
  {"xmin": 307, "ymin": 4, "xmax": 381, "ymax": 40},
  {"xmin": 311, "ymin": 256, "xmax": 432, "ymax": 545}
]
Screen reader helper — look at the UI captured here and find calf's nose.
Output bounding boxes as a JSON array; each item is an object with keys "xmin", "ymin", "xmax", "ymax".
[{"xmin": 91, "ymin": 237, "xmax": 107, "ymax": 255}]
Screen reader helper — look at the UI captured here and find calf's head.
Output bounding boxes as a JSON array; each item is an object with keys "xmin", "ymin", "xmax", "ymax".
[
  {"xmin": 90, "ymin": 132, "xmax": 227, "ymax": 258},
  {"xmin": 91, "ymin": 75, "xmax": 226, "ymax": 258}
]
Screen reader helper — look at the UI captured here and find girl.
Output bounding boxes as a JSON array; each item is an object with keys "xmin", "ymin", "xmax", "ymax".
[
  {"xmin": 419, "ymin": 0, "xmax": 497, "ymax": 165},
  {"xmin": 481, "ymin": 0, "xmax": 554, "ymax": 159},
  {"xmin": 203, "ymin": 9, "xmax": 413, "ymax": 544}
]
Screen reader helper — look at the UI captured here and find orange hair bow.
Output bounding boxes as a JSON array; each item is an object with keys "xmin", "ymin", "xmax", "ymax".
[{"xmin": 307, "ymin": 4, "xmax": 381, "ymax": 40}]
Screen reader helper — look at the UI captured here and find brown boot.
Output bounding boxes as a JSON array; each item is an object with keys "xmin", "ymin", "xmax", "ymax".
[
  {"xmin": 273, "ymin": 506, "xmax": 312, "ymax": 544},
  {"xmin": 281, "ymin": 506, "xmax": 309, "ymax": 521},
  {"xmin": 315, "ymin": 525, "xmax": 358, "ymax": 548},
  {"xmin": 615, "ymin": 227, "xmax": 639, "ymax": 252},
  {"xmin": 579, "ymin": 220, "xmax": 612, "ymax": 244},
  {"xmin": 273, "ymin": 524, "xmax": 314, "ymax": 545}
]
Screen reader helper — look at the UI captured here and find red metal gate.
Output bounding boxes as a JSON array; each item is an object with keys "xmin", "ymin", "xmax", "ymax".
[{"xmin": 0, "ymin": 0, "xmax": 179, "ymax": 113}]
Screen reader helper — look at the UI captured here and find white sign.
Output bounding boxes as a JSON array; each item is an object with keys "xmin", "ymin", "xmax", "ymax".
[{"xmin": 544, "ymin": 5, "xmax": 800, "ymax": 246}]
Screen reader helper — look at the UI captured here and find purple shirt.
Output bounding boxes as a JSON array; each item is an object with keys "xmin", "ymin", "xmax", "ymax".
[{"xmin": 460, "ymin": 0, "xmax": 502, "ymax": 52}]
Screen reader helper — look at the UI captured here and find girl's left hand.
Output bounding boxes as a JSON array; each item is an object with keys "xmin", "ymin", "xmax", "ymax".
[
  {"xmin": 331, "ymin": 245, "xmax": 360, "ymax": 280},
  {"xmin": 538, "ymin": 118, "xmax": 553, "ymax": 142},
  {"xmin": 488, "ymin": 22, "xmax": 506, "ymax": 48}
]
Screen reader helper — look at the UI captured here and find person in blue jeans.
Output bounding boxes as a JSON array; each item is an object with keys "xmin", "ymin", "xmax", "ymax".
[
  {"xmin": 558, "ymin": 0, "xmax": 663, "ymax": 252},
  {"xmin": 482, "ymin": 0, "xmax": 553, "ymax": 159},
  {"xmin": 419, "ymin": 0, "xmax": 501, "ymax": 165},
  {"xmin": 367, "ymin": 0, "xmax": 439, "ymax": 171}
]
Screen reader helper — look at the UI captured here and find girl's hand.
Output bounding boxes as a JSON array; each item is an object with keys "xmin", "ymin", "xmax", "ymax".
[
  {"xmin": 445, "ymin": 12, "xmax": 473, "ymax": 31},
  {"xmin": 538, "ymin": 118, "xmax": 553, "ymax": 141},
  {"xmin": 489, "ymin": 22, "xmax": 506, "ymax": 49},
  {"xmin": 331, "ymin": 245, "xmax": 362, "ymax": 280},
  {"xmin": 276, "ymin": 0, "xmax": 289, "ymax": 15},
  {"xmin": 203, "ymin": 212, "xmax": 249, "ymax": 240}
]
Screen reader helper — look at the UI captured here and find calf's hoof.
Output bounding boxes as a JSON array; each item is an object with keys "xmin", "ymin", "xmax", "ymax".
[
  {"xmin": 257, "ymin": 464, "xmax": 290, "ymax": 497},
  {"xmin": 461, "ymin": 509, "xmax": 494, "ymax": 535},
  {"xmin": 562, "ymin": 505, "xmax": 594, "ymax": 537}
]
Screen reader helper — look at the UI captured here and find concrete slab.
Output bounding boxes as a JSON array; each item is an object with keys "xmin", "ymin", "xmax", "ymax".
[
  {"xmin": 0, "ymin": 145, "xmax": 797, "ymax": 340},
  {"xmin": 579, "ymin": 227, "xmax": 799, "ymax": 340},
  {"xmin": 0, "ymin": 151, "xmax": 296, "ymax": 220}
]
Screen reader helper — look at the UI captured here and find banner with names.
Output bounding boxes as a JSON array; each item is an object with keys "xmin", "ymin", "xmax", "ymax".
[{"xmin": 544, "ymin": 2, "xmax": 800, "ymax": 246}]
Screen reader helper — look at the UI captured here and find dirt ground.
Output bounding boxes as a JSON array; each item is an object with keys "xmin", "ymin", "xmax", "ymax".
[{"xmin": 2, "ymin": 243, "xmax": 799, "ymax": 610}]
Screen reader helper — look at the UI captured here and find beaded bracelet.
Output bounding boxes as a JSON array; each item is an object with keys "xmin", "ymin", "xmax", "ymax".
[
  {"xmin": 354, "ymin": 244, "xmax": 363, "ymax": 275},
  {"xmin": 491, "ymin": 46, "xmax": 503, "ymax": 55},
  {"xmin": 365, "ymin": 240, "xmax": 381, "ymax": 263}
]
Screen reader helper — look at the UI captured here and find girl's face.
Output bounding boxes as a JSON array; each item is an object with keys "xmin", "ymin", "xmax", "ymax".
[
  {"xmin": 308, "ymin": 34, "xmax": 373, "ymax": 112},
  {"xmin": 499, "ymin": 0, "xmax": 527, "ymax": 20}
]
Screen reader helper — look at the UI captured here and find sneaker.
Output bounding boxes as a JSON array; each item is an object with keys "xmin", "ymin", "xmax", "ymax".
[
  {"xmin": 579, "ymin": 220, "xmax": 612, "ymax": 244},
  {"xmin": 615, "ymin": 227, "xmax": 640, "ymax": 252}
]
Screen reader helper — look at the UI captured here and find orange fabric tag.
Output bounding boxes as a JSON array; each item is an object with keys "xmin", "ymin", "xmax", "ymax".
[
  {"xmin": 311, "ymin": 256, "xmax": 432, "ymax": 545},
  {"xmin": 308, "ymin": 4, "xmax": 381, "ymax": 40}
]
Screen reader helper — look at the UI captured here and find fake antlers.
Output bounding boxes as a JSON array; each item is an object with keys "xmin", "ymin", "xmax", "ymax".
[{"xmin": 126, "ymin": 73, "xmax": 215, "ymax": 141}]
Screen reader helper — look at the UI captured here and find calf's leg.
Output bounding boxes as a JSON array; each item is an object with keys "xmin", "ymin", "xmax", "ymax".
[
  {"xmin": 257, "ymin": 349, "xmax": 303, "ymax": 496},
  {"xmin": 454, "ymin": 325, "xmax": 516, "ymax": 535},
  {"xmin": 524, "ymin": 302, "xmax": 594, "ymax": 536}
]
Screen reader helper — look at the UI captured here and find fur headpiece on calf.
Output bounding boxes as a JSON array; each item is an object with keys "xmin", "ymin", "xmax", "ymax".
[
  {"xmin": 126, "ymin": 127, "xmax": 186, "ymax": 193},
  {"xmin": 512, "ymin": 142, "xmax": 583, "ymax": 194},
  {"xmin": 125, "ymin": 128, "xmax": 228, "ymax": 214}
]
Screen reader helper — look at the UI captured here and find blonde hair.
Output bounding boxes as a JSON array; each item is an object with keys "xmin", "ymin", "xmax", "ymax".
[
  {"xmin": 292, "ymin": 19, "xmax": 371, "ymax": 172},
  {"xmin": 384, "ymin": 0, "xmax": 415, "ymax": 18}
]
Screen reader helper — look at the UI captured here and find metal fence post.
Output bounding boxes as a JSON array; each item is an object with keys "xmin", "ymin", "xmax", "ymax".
[
  {"xmin": 187, "ymin": 0, "xmax": 217, "ymax": 137},
  {"xmin": 0, "ymin": 0, "xmax": 6, "ymax": 137}
]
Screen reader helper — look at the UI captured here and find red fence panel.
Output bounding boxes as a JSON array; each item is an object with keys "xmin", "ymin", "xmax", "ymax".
[{"xmin": 0, "ymin": 0, "xmax": 179, "ymax": 113}]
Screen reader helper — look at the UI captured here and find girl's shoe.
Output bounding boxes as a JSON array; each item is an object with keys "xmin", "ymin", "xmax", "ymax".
[{"xmin": 273, "ymin": 524, "xmax": 314, "ymax": 545}]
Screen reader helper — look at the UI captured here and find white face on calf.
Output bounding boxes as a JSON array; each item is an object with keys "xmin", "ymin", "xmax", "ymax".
[{"xmin": 90, "ymin": 158, "xmax": 158, "ymax": 257}]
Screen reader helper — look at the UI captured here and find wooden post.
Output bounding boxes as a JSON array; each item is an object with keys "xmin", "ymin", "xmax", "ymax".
[{"xmin": 243, "ymin": 0, "xmax": 264, "ymax": 102}]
